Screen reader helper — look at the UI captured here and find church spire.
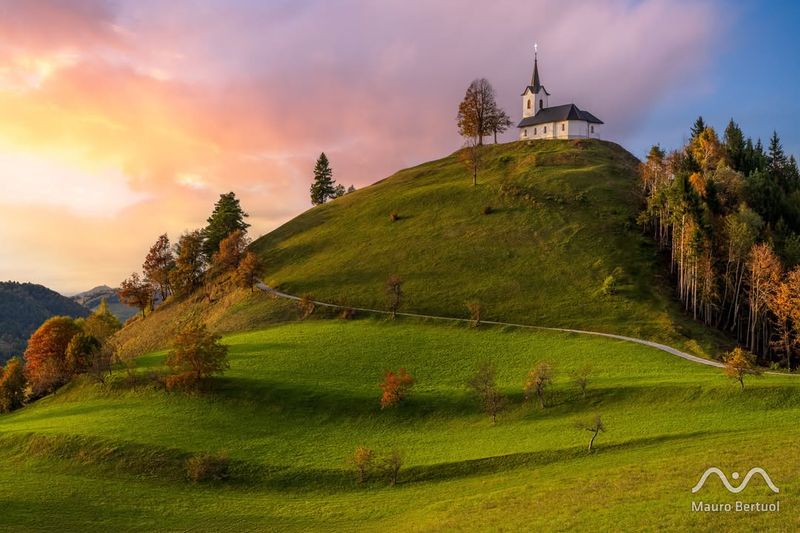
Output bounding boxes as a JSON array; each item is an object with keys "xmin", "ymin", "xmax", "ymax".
[{"xmin": 531, "ymin": 43, "xmax": 541, "ymax": 91}]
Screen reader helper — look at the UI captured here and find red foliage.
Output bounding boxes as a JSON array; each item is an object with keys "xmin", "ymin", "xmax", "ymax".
[
  {"xmin": 23, "ymin": 316, "xmax": 81, "ymax": 396},
  {"xmin": 380, "ymin": 368, "xmax": 414, "ymax": 409}
]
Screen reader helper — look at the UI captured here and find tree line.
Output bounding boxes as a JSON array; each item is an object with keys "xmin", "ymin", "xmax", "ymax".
[{"xmin": 638, "ymin": 117, "xmax": 800, "ymax": 368}]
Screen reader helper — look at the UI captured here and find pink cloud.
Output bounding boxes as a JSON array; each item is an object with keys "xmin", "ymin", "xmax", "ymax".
[{"xmin": 0, "ymin": 0, "xmax": 722, "ymax": 293}]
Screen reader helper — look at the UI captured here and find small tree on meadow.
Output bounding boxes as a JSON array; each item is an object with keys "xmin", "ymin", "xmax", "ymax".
[
  {"xmin": 378, "ymin": 450, "xmax": 403, "ymax": 487},
  {"xmin": 118, "ymin": 273, "xmax": 152, "ymax": 318},
  {"xmin": 467, "ymin": 361, "xmax": 506, "ymax": 424},
  {"xmin": 459, "ymin": 136, "xmax": 483, "ymax": 187},
  {"xmin": 65, "ymin": 332, "xmax": 101, "ymax": 375},
  {"xmin": 456, "ymin": 78, "xmax": 496, "ymax": 146},
  {"xmin": 298, "ymin": 294, "xmax": 316, "ymax": 319},
  {"xmin": 165, "ymin": 323, "xmax": 229, "ymax": 391},
  {"xmin": 524, "ymin": 362, "xmax": 554, "ymax": 408},
  {"xmin": 170, "ymin": 230, "xmax": 206, "ymax": 297},
  {"xmin": 142, "ymin": 233, "xmax": 175, "ymax": 301},
  {"xmin": 380, "ymin": 368, "xmax": 415, "ymax": 409},
  {"xmin": 211, "ymin": 229, "xmax": 249, "ymax": 275},
  {"xmin": 723, "ymin": 347, "xmax": 761, "ymax": 391},
  {"xmin": 487, "ymin": 106, "xmax": 513, "ymax": 144},
  {"xmin": 351, "ymin": 445, "xmax": 374, "ymax": 484},
  {"xmin": 0, "ymin": 357, "xmax": 26, "ymax": 413},
  {"xmin": 570, "ymin": 364, "xmax": 592, "ymax": 398},
  {"xmin": 202, "ymin": 192, "xmax": 250, "ymax": 258},
  {"xmin": 576, "ymin": 414, "xmax": 605, "ymax": 453},
  {"xmin": 386, "ymin": 274, "xmax": 403, "ymax": 319}
]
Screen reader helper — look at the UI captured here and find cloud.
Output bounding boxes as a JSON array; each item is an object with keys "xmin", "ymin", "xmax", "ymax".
[{"xmin": 0, "ymin": 0, "xmax": 722, "ymax": 293}]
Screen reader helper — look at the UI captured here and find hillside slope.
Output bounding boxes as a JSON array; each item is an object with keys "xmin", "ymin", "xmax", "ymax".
[
  {"xmin": 0, "ymin": 282, "xmax": 90, "ymax": 362},
  {"xmin": 252, "ymin": 139, "xmax": 722, "ymax": 355}
]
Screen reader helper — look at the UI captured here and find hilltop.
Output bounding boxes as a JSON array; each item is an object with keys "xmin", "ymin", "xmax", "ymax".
[
  {"xmin": 252, "ymin": 139, "xmax": 723, "ymax": 356},
  {"xmin": 0, "ymin": 281, "xmax": 90, "ymax": 362},
  {"xmin": 71, "ymin": 285, "xmax": 139, "ymax": 322}
]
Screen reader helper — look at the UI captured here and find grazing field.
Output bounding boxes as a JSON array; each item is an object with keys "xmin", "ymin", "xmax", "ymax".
[{"xmin": 1, "ymin": 319, "xmax": 797, "ymax": 531}]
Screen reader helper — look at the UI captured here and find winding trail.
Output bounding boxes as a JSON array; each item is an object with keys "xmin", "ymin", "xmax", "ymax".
[{"xmin": 255, "ymin": 282, "xmax": 728, "ymax": 369}]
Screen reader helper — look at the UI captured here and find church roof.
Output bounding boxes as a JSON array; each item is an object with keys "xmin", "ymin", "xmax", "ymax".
[
  {"xmin": 517, "ymin": 103, "xmax": 604, "ymax": 128},
  {"xmin": 520, "ymin": 56, "xmax": 550, "ymax": 95}
]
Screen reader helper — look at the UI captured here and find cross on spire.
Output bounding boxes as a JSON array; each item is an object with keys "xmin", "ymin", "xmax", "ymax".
[{"xmin": 531, "ymin": 43, "xmax": 541, "ymax": 90}]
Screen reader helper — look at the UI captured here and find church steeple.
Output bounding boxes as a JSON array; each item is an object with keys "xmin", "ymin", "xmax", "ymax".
[{"xmin": 531, "ymin": 45, "xmax": 541, "ymax": 91}]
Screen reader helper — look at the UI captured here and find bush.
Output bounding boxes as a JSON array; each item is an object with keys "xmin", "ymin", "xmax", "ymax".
[
  {"xmin": 339, "ymin": 307, "xmax": 356, "ymax": 320},
  {"xmin": 298, "ymin": 295, "xmax": 316, "ymax": 319},
  {"xmin": 482, "ymin": 206, "xmax": 493, "ymax": 215},
  {"xmin": 380, "ymin": 368, "xmax": 414, "ymax": 409},
  {"xmin": 165, "ymin": 323, "xmax": 229, "ymax": 392},
  {"xmin": 186, "ymin": 452, "xmax": 230, "ymax": 482},
  {"xmin": 466, "ymin": 300, "xmax": 482, "ymax": 327},
  {"xmin": 389, "ymin": 212, "xmax": 399, "ymax": 222},
  {"xmin": 600, "ymin": 275, "xmax": 617, "ymax": 296}
]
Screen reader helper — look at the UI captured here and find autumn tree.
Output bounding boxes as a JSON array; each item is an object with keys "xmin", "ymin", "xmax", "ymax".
[
  {"xmin": 456, "ymin": 78, "xmax": 496, "ymax": 145},
  {"xmin": 576, "ymin": 414, "xmax": 605, "ymax": 453},
  {"xmin": 211, "ymin": 229, "xmax": 249, "ymax": 276},
  {"xmin": 767, "ymin": 266, "xmax": 800, "ymax": 370},
  {"xmin": 523, "ymin": 361, "xmax": 554, "ymax": 408},
  {"xmin": 23, "ymin": 316, "xmax": 81, "ymax": 397},
  {"xmin": 723, "ymin": 347, "xmax": 761, "ymax": 390},
  {"xmin": 459, "ymin": 136, "xmax": 483, "ymax": 187},
  {"xmin": 234, "ymin": 251, "xmax": 262, "ymax": 291},
  {"xmin": 143, "ymin": 233, "xmax": 175, "ymax": 301},
  {"xmin": 350, "ymin": 446, "xmax": 374, "ymax": 485},
  {"xmin": 747, "ymin": 242, "xmax": 782, "ymax": 354},
  {"xmin": 202, "ymin": 192, "xmax": 250, "ymax": 258},
  {"xmin": 118, "ymin": 273, "xmax": 152, "ymax": 318},
  {"xmin": 0, "ymin": 357, "xmax": 26, "ymax": 413},
  {"xmin": 170, "ymin": 230, "xmax": 206, "ymax": 297},
  {"xmin": 386, "ymin": 274, "xmax": 403, "ymax": 318},
  {"xmin": 466, "ymin": 300, "xmax": 482, "ymax": 327},
  {"xmin": 378, "ymin": 450, "xmax": 403, "ymax": 487},
  {"xmin": 467, "ymin": 361, "xmax": 506, "ymax": 424},
  {"xmin": 379, "ymin": 368, "xmax": 415, "ymax": 409},
  {"xmin": 165, "ymin": 322, "xmax": 229, "ymax": 391},
  {"xmin": 65, "ymin": 333, "xmax": 101, "ymax": 375},
  {"xmin": 310, "ymin": 152, "xmax": 337, "ymax": 205},
  {"xmin": 82, "ymin": 299, "xmax": 121, "ymax": 343}
]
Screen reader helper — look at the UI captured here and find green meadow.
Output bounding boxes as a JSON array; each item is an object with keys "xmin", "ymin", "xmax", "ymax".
[{"xmin": 1, "ymin": 319, "xmax": 798, "ymax": 531}]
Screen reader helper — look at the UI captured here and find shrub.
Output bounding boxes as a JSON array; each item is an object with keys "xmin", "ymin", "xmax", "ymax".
[
  {"xmin": 467, "ymin": 361, "xmax": 506, "ymax": 424},
  {"xmin": 482, "ymin": 205, "xmax": 493, "ymax": 215},
  {"xmin": 466, "ymin": 300, "xmax": 482, "ymax": 327},
  {"xmin": 186, "ymin": 452, "xmax": 230, "ymax": 482},
  {"xmin": 351, "ymin": 446, "xmax": 374, "ymax": 484},
  {"xmin": 570, "ymin": 364, "xmax": 592, "ymax": 398},
  {"xmin": 378, "ymin": 450, "xmax": 403, "ymax": 487},
  {"xmin": 380, "ymin": 368, "xmax": 414, "ymax": 409},
  {"xmin": 600, "ymin": 275, "xmax": 617, "ymax": 296},
  {"xmin": 389, "ymin": 212, "xmax": 399, "ymax": 222},
  {"xmin": 298, "ymin": 294, "xmax": 316, "ymax": 319},
  {"xmin": 339, "ymin": 307, "xmax": 356, "ymax": 320},
  {"xmin": 386, "ymin": 275, "xmax": 403, "ymax": 318}
]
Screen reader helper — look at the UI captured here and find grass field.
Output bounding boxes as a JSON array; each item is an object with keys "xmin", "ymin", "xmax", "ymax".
[
  {"xmin": 1, "ymin": 319, "xmax": 797, "ymax": 531},
  {"xmin": 251, "ymin": 140, "xmax": 727, "ymax": 357}
]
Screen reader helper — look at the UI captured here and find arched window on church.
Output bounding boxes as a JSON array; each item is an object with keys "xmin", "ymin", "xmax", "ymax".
[
  {"xmin": 561, "ymin": 123, "xmax": 565, "ymax": 132},
  {"xmin": 539, "ymin": 99, "xmax": 543, "ymax": 110},
  {"xmin": 527, "ymin": 99, "xmax": 531, "ymax": 109},
  {"xmin": 543, "ymin": 126, "xmax": 547, "ymax": 134},
  {"xmin": 533, "ymin": 127, "xmax": 537, "ymax": 135},
  {"xmin": 591, "ymin": 125, "xmax": 595, "ymax": 134}
]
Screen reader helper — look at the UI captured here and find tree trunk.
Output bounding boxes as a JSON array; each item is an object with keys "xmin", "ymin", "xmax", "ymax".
[{"xmin": 588, "ymin": 429, "xmax": 598, "ymax": 452}]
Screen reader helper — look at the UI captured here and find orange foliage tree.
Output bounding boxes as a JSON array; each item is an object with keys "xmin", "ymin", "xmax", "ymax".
[
  {"xmin": 0, "ymin": 357, "xmax": 26, "ymax": 413},
  {"xmin": 379, "ymin": 368, "xmax": 414, "ymax": 409},
  {"xmin": 165, "ymin": 323, "xmax": 229, "ymax": 391},
  {"xmin": 23, "ymin": 316, "xmax": 81, "ymax": 397}
]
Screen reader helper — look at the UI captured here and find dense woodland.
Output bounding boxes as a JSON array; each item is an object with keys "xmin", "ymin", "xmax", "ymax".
[{"xmin": 639, "ymin": 117, "xmax": 800, "ymax": 368}]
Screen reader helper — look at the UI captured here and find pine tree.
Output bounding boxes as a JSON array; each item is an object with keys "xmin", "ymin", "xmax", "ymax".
[
  {"xmin": 690, "ymin": 116, "xmax": 706, "ymax": 139},
  {"xmin": 723, "ymin": 119, "xmax": 746, "ymax": 172},
  {"xmin": 310, "ymin": 153, "xmax": 336, "ymax": 205},
  {"xmin": 202, "ymin": 192, "xmax": 250, "ymax": 258}
]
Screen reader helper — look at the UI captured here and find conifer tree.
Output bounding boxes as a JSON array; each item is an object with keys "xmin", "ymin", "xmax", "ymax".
[
  {"xmin": 690, "ymin": 116, "xmax": 706, "ymax": 139},
  {"xmin": 310, "ymin": 153, "xmax": 336, "ymax": 205},
  {"xmin": 202, "ymin": 192, "xmax": 250, "ymax": 258}
]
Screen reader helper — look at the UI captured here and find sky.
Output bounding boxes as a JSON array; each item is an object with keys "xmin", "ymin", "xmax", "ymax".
[{"xmin": 0, "ymin": 0, "xmax": 797, "ymax": 295}]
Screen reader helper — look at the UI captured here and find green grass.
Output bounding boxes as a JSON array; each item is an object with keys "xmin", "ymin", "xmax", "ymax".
[
  {"xmin": 1, "ymin": 319, "xmax": 797, "ymax": 531},
  {"xmin": 251, "ymin": 140, "xmax": 727, "ymax": 357}
]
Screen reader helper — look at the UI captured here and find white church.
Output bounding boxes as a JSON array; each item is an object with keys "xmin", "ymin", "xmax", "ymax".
[{"xmin": 517, "ymin": 48, "xmax": 603, "ymax": 140}]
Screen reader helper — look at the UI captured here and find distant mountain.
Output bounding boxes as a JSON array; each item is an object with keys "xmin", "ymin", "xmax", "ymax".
[
  {"xmin": 71, "ymin": 285, "xmax": 139, "ymax": 323},
  {"xmin": 0, "ymin": 281, "xmax": 91, "ymax": 363}
]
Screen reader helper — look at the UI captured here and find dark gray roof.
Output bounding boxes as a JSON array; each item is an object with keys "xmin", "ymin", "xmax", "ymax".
[
  {"xmin": 517, "ymin": 103, "xmax": 604, "ymax": 127},
  {"xmin": 521, "ymin": 84, "xmax": 551, "ymax": 96},
  {"xmin": 521, "ymin": 56, "xmax": 551, "ymax": 95}
]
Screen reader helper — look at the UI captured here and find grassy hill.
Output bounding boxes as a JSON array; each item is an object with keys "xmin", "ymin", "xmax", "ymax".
[
  {"xmin": 0, "ymin": 281, "xmax": 90, "ymax": 362},
  {"xmin": 252, "ymin": 140, "xmax": 724, "ymax": 357},
  {"xmin": 0, "ymin": 319, "xmax": 795, "ymax": 531}
]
